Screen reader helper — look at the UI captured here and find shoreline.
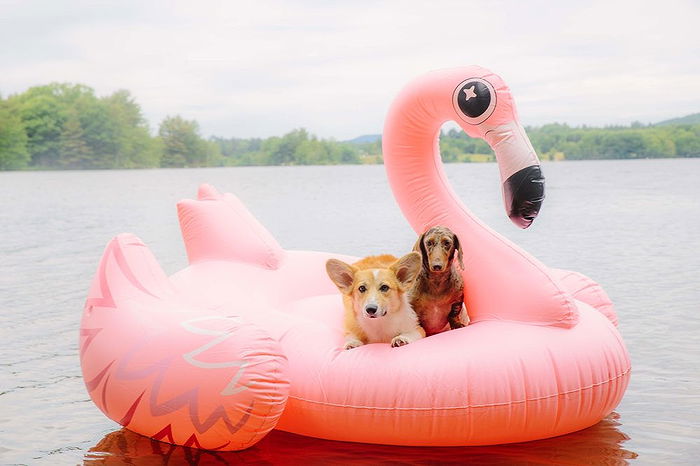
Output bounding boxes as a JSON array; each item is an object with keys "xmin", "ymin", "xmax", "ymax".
[{"xmin": 2, "ymin": 155, "xmax": 700, "ymax": 172}]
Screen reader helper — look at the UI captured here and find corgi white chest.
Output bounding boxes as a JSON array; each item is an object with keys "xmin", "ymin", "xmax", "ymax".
[{"xmin": 358, "ymin": 295, "xmax": 418, "ymax": 343}]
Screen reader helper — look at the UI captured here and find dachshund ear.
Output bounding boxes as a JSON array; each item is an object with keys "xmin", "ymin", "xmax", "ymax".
[
  {"xmin": 452, "ymin": 233, "xmax": 465, "ymax": 270},
  {"xmin": 413, "ymin": 233, "xmax": 429, "ymax": 270}
]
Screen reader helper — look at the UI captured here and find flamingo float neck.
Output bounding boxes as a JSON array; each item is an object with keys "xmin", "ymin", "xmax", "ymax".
[{"xmin": 382, "ymin": 66, "xmax": 576, "ymax": 327}]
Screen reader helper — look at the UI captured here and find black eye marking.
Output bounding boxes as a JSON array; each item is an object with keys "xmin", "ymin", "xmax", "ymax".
[
  {"xmin": 457, "ymin": 81, "xmax": 490, "ymax": 117},
  {"xmin": 379, "ymin": 284, "xmax": 390, "ymax": 292},
  {"xmin": 358, "ymin": 285, "xmax": 367, "ymax": 293},
  {"xmin": 452, "ymin": 77, "xmax": 497, "ymax": 125}
]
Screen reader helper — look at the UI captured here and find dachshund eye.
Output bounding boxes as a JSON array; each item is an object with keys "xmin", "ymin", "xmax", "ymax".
[
  {"xmin": 358, "ymin": 285, "xmax": 367, "ymax": 293},
  {"xmin": 379, "ymin": 284, "xmax": 390, "ymax": 292},
  {"xmin": 426, "ymin": 240, "xmax": 435, "ymax": 248},
  {"xmin": 443, "ymin": 240, "xmax": 452, "ymax": 249}
]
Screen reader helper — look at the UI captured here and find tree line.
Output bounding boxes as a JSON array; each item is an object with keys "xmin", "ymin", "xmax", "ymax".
[
  {"xmin": 440, "ymin": 121, "xmax": 700, "ymax": 162},
  {"xmin": 0, "ymin": 83, "xmax": 217, "ymax": 170},
  {"xmin": 1, "ymin": 82, "xmax": 698, "ymax": 170}
]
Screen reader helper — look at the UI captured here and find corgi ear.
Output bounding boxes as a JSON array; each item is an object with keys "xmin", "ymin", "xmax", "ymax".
[
  {"xmin": 326, "ymin": 259, "xmax": 356, "ymax": 294},
  {"xmin": 392, "ymin": 252, "xmax": 422, "ymax": 288},
  {"xmin": 412, "ymin": 233, "xmax": 424, "ymax": 253}
]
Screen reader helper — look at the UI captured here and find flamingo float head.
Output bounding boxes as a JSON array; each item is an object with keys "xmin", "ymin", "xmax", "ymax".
[
  {"xmin": 383, "ymin": 65, "xmax": 545, "ymax": 229},
  {"xmin": 452, "ymin": 72, "xmax": 545, "ymax": 228}
]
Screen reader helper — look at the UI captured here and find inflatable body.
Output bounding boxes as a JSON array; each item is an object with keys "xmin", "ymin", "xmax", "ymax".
[{"xmin": 80, "ymin": 66, "xmax": 630, "ymax": 450}]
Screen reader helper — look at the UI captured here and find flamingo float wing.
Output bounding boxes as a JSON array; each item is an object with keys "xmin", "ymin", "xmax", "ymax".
[
  {"xmin": 177, "ymin": 183, "xmax": 285, "ymax": 269},
  {"xmin": 81, "ymin": 234, "xmax": 290, "ymax": 451}
]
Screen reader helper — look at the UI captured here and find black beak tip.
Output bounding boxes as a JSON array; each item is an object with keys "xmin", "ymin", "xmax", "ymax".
[
  {"xmin": 509, "ymin": 212, "xmax": 536, "ymax": 229},
  {"xmin": 504, "ymin": 165, "xmax": 545, "ymax": 229}
]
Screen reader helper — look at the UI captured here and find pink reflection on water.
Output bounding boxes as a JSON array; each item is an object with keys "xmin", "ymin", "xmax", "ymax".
[{"xmin": 85, "ymin": 412, "xmax": 637, "ymax": 465}]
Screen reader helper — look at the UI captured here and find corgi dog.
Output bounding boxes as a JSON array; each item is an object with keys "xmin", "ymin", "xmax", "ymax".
[{"xmin": 326, "ymin": 253, "xmax": 424, "ymax": 349}]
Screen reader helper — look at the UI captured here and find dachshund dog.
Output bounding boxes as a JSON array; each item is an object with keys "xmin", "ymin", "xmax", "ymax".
[{"xmin": 411, "ymin": 226, "xmax": 467, "ymax": 336}]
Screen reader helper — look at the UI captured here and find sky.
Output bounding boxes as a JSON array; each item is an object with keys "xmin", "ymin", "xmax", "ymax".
[{"xmin": 1, "ymin": 0, "xmax": 699, "ymax": 140}]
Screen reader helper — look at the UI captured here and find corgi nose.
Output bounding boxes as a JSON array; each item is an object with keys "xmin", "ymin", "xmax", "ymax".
[
  {"xmin": 432, "ymin": 264, "xmax": 443, "ymax": 271},
  {"xmin": 365, "ymin": 305, "xmax": 378, "ymax": 316}
]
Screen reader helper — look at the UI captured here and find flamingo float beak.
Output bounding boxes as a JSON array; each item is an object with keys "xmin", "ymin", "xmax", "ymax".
[
  {"xmin": 451, "ymin": 74, "xmax": 546, "ymax": 229},
  {"xmin": 503, "ymin": 165, "xmax": 545, "ymax": 228}
]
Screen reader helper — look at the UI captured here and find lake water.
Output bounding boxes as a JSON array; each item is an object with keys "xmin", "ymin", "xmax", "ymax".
[{"xmin": 1, "ymin": 159, "xmax": 699, "ymax": 464}]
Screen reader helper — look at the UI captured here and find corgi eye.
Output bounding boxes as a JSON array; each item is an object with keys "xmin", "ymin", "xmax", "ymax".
[
  {"xmin": 358, "ymin": 285, "xmax": 367, "ymax": 293},
  {"xmin": 379, "ymin": 284, "xmax": 390, "ymax": 292}
]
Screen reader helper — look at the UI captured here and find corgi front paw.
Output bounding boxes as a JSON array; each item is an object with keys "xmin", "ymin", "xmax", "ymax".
[
  {"xmin": 344, "ymin": 338, "xmax": 364, "ymax": 350},
  {"xmin": 391, "ymin": 335, "xmax": 411, "ymax": 347}
]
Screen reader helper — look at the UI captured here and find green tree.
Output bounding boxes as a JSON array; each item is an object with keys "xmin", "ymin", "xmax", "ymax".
[
  {"xmin": 439, "ymin": 128, "xmax": 493, "ymax": 162},
  {"xmin": 337, "ymin": 142, "xmax": 361, "ymax": 164},
  {"xmin": 211, "ymin": 135, "xmax": 263, "ymax": 166},
  {"xmin": 0, "ymin": 99, "xmax": 30, "ymax": 169},
  {"xmin": 8, "ymin": 87, "xmax": 66, "ymax": 167},
  {"xmin": 7, "ymin": 83, "xmax": 106, "ymax": 167},
  {"xmin": 269, "ymin": 128, "xmax": 309, "ymax": 165},
  {"xmin": 158, "ymin": 115, "xmax": 215, "ymax": 167},
  {"xmin": 674, "ymin": 126, "xmax": 700, "ymax": 156},
  {"xmin": 103, "ymin": 90, "xmax": 160, "ymax": 168},
  {"xmin": 5, "ymin": 83, "xmax": 162, "ymax": 169},
  {"xmin": 58, "ymin": 111, "xmax": 92, "ymax": 168}
]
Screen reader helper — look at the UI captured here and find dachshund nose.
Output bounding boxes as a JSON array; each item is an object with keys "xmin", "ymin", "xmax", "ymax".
[
  {"xmin": 432, "ymin": 264, "xmax": 443, "ymax": 271},
  {"xmin": 365, "ymin": 305, "xmax": 378, "ymax": 316}
]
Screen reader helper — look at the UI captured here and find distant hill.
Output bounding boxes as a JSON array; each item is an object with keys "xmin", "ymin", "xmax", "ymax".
[
  {"xmin": 346, "ymin": 134, "xmax": 381, "ymax": 144},
  {"xmin": 655, "ymin": 113, "xmax": 700, "ymax": 126}
]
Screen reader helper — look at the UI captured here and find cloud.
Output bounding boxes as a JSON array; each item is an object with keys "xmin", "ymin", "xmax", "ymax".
[{"xmin": 1, "ymin": 0, "xmax": 698, "ymax": 138}]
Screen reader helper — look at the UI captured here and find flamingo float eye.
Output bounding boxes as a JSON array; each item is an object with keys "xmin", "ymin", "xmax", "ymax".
[{"xmin": 452, "ymin": 78, "xmax": 497, "ymax": 125}]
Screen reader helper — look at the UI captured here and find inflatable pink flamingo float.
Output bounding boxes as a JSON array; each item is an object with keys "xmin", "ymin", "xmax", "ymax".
[{"xmin": 80, "ymin": 65, "xmax": 630, "ymax": 450}]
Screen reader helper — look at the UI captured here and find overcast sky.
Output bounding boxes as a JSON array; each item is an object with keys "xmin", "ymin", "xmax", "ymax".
[{"xmin": 1, "ymin": 0, "xmax": 698, "ymax": 140}]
